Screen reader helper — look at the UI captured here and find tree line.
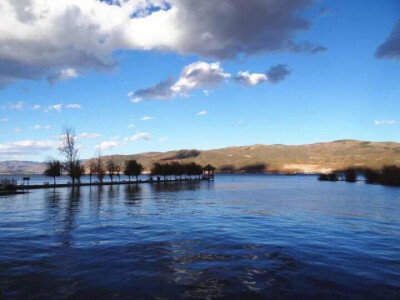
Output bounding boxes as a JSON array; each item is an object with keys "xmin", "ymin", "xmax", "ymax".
[
  {"xmin": 318, "ymin": 165, "xmax": 400, "ymax": 186},
  {"xmin": 150, "ymin": 162, "xmax": 203, "ymax": 180},
  {"xmin": 44, "ymin": 127, "xmax": 205, "ymax": 185},
  {"xmin": 44, "ymin": 127, "xmax": 145, "ymax": 185}
]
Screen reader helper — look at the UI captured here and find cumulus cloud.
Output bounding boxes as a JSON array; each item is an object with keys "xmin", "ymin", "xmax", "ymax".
[
  {"xmin": 197, "ymin": 110, "xmax": 208, "ymax": 116},
  {"xmin": 96, "ymin": 141, "xmax": 119, "ymax": 150},
  {"xmin": 0, "ymin": 0, "xmax": 323, "ymax": 87},
  {"xmin": 375, "ymin": 20, "xmax": 400, "ymax": 60},
  {"xmin": 234, "ymin": 71, "xmax": 268, "ymax": 86},
  {"xmin": 171, "ymin": 62, "xmax": 230, "ymax": 94},
  {"xmin": 234, "ymin": 64, "xmax": 291, "ymax": 86},
  {"xmin": 124, "ymin": 132, "xmax": 151, "ymax": 141},
  {"xmin": 1, "ymin": 118, "xmax": 8, "ymax": 123},
  {"xmin": 130, "ymin": 61, "xmax": 230, "ymax": 101},
  {"xmin": 32, "ymin": 104, "xmax": 41, "ymax": 110},
  {"xmin": 141, "ymin": 116, "xmax": 154, "ymax": 121},
  {"xmin": 374, "ymin": 120, "xmax": 396, "ymax": 126},
  {"xmin": 47, "ymin": 68, "xmax": 80, "ymax": 86},
  {"xmin": 0, "ymin": 139, "xmax": 57, "ymax": 158}
]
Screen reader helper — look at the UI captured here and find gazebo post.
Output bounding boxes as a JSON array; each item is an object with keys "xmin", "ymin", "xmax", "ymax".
[{"xmin": 202, "ymin": 165, "xmax": 216, "ymax": 181}]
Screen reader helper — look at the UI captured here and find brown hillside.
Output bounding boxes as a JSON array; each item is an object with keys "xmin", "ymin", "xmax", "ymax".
[{"xmin": 85, "ymin": 140, "xmax": 400, "ymax": 174}]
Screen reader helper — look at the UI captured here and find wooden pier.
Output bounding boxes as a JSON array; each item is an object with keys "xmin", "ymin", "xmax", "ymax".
[{"xmin": 15, "ymin": 177, "xmax": 212, "ymax": 191}]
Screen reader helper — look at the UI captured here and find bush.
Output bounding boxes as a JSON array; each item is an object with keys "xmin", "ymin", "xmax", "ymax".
[
  {"xmin": 318, "ymin": 174, "xmax": 329, "ymax": 181},
  {"xmin": 364, "ymin": 168, "xmax": 380, "ymax": 184},
  {"xmin": 380, "ymin": 165, "xmax": 400, "ymax": 186},
  {"xmin": 318, "ymin": 172, "xmax": 338, "ymax": 181},
  {"xmin": 344, "ymin": 168, "xmax": 357, "ymax": 182}
]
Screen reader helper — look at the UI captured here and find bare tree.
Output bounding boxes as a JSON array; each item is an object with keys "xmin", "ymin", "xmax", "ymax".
[
  {"xmin": 88, "ymin": 160, "xmax": 96, "ymax": 184},
  {"xmin": 115, "ymin": 164, "xmax": 121, "ymax": 182},
  {"xmin": 107, "ymin": 158, "xmax": 117, "ymax": 183},
  {"xmin": 59, "ymin": 126, "xmax": 80, "ymax": 184},
  {"xmin": 95, "ymin": 149, "xmax": 106, "ymax": 184}
]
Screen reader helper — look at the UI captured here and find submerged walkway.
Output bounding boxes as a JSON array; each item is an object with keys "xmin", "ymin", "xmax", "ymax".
[{"xmin": 16, "ymin": 177, "xmax": 211, "ymax": 190}]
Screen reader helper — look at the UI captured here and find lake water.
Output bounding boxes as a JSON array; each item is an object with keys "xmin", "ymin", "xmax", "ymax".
[{"xmin": 0, "ymin": 174, "xmax": 399, "ymax": 299}]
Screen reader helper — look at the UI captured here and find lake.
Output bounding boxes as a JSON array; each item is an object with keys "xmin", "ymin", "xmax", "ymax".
[{"xmin": 0, "ymin": 174, "xmax": 399, "ymax": 299}]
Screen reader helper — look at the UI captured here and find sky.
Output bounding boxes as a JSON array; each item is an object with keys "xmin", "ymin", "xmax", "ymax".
[{"xmin": 0, "ymin": 0, "xmax": 399, "ymax": 162}]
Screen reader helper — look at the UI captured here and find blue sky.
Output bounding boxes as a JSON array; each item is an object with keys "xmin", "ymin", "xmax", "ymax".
[{"xmin": 0, "ymin": 0, "xmax": 399, "ymax": 161}]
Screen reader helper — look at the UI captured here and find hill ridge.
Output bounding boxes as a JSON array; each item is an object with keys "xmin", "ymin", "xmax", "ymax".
[{"xmin": 1, "ymin": 140, "xmax": 399, "ymax": 174}]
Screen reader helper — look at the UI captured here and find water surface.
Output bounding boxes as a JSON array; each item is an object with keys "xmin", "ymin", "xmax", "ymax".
[{"xmin": 0, "ymin": 175, "xmax": 399, "ymax": 299}]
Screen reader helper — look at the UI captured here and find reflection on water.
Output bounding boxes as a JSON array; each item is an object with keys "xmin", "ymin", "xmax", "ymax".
[{"xmin": 0, "ymin": 175, "xmax": 399, "ymax": 299}]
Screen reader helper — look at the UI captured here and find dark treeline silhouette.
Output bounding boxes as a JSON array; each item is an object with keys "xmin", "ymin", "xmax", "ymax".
[
  {"xmin": 318, "ymin": 173, "xmax": 339, "ymax": 181},
  {"xmin": 364, "ymin": 168, "xmax": 380, "ymax": 184},
  {"xmin": 344, "ymin": 168, "xmax": 357, "ymax": 182},
  {"xmin": 124, "ymin": 160, "xmax": 144, "ymax": 182},
  {"xmin": 42, "ymin": 127, "xmax": 211, "ymax": 187},
  {"xmin": 151, "ymin": 162, "xmax": 203, "ymax": 180},
  {"xmin": 364, "ymin": 165, "xmax": 400, "ymax": 186},
  {"xmin": 318, "ymin": 165, "xmax": 400, "ymax": 186}
]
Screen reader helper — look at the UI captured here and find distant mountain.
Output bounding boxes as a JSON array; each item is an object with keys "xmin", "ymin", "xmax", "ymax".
[
  {"xmin": 0, "ymin": 161, "xmax": 46, "ymax": 174},
  {"xmin": 87, "ymin": 140, "xmax": 400, "ymax": 174},
  {"xmin": 1, "ymin": 140, "xmax": 399, "ymax": 174}
]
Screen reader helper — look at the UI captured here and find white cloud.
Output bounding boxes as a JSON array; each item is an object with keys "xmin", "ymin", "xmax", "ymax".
[
  {"xmin": 78, "ymin": 132, "xmax": 101, "ymax": 139},
  {"xmin": 96, "ymin": 141, "xmax": 119, "ymax": 150},
  {"xmin": 47, "ymin": 68, "xmax": 80, "ymax": 86},
  {"xmin": 124, "ymin": 132, "xmax": 151, "ymax": 141},
  {"xmin": 0, "ymin": 0, "xmax": 323, "ymax": 87},
  {"xmin": 128, "ymin": 124, "xmax": 136, "ymax": 128},
  {"xmin": 132, "ymin": 62, "xmax": 291, "ymax": 102},
  {"xmin": 32, "ymin": 104, "xmax": 41, "ymax": 110},
  {"xmin": 1, "ymin": 118, "xmax": 8, "ymax": 123},
  {"xmin": 66, "ymin": 104, "xmax": 82, "ymax": 109},
  {"xmin": 141, "ymin": 116, "xmax": 154, "ymax": 121},
  {"xmin": 234, "ymin": 71, "xmax": 268, "ymax": 86},
  {"xmin": 130, "ymin": 97, "xmax": 143, "ymax": 103},
  {"xmin": 0, "ymin": 139, "xmax": 57, "ymax": 158},
  {"xmin": 171, "ymin": 62, "xmax": 231, "ymax": 94},
  {"xmin": 33, "ymin": 124, "xmax": 51, "ymax": 130},
  {"xmin": 197, "ymin": 110, "xmax": 207, "ymax": 116},
  {"xmin": 234, "ymin": 65, "xmax": 291, "ymax": 86},
  {"xmin": 374, "ymin": 120, "xmax": 396, "ymax": 126},
  {"xmin": 15, "ymin": 128, "xmax": 22, "ymax": 132},
  {"xmin": 131, "ymin": 61, "xmax": 230, "ymax": 101},
  {"xmin": 45, "ymin": 104, "xmax": 62, "ymax": 112}
]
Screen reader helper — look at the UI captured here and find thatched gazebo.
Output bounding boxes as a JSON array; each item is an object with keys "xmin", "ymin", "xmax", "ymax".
[{"xmin": 202, "ymin": 164, "xmax": 216, "ymax": 181}]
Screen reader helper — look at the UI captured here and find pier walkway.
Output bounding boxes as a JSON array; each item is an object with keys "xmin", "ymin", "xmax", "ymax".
[{"xmin": 16, "ymin": 177, "xmax": 211, "ymax": 190}]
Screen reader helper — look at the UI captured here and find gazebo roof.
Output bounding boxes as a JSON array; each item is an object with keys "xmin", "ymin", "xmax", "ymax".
[{"xmin": 203, "ymin": 164, "xmax": 216, "ymax": 171}]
